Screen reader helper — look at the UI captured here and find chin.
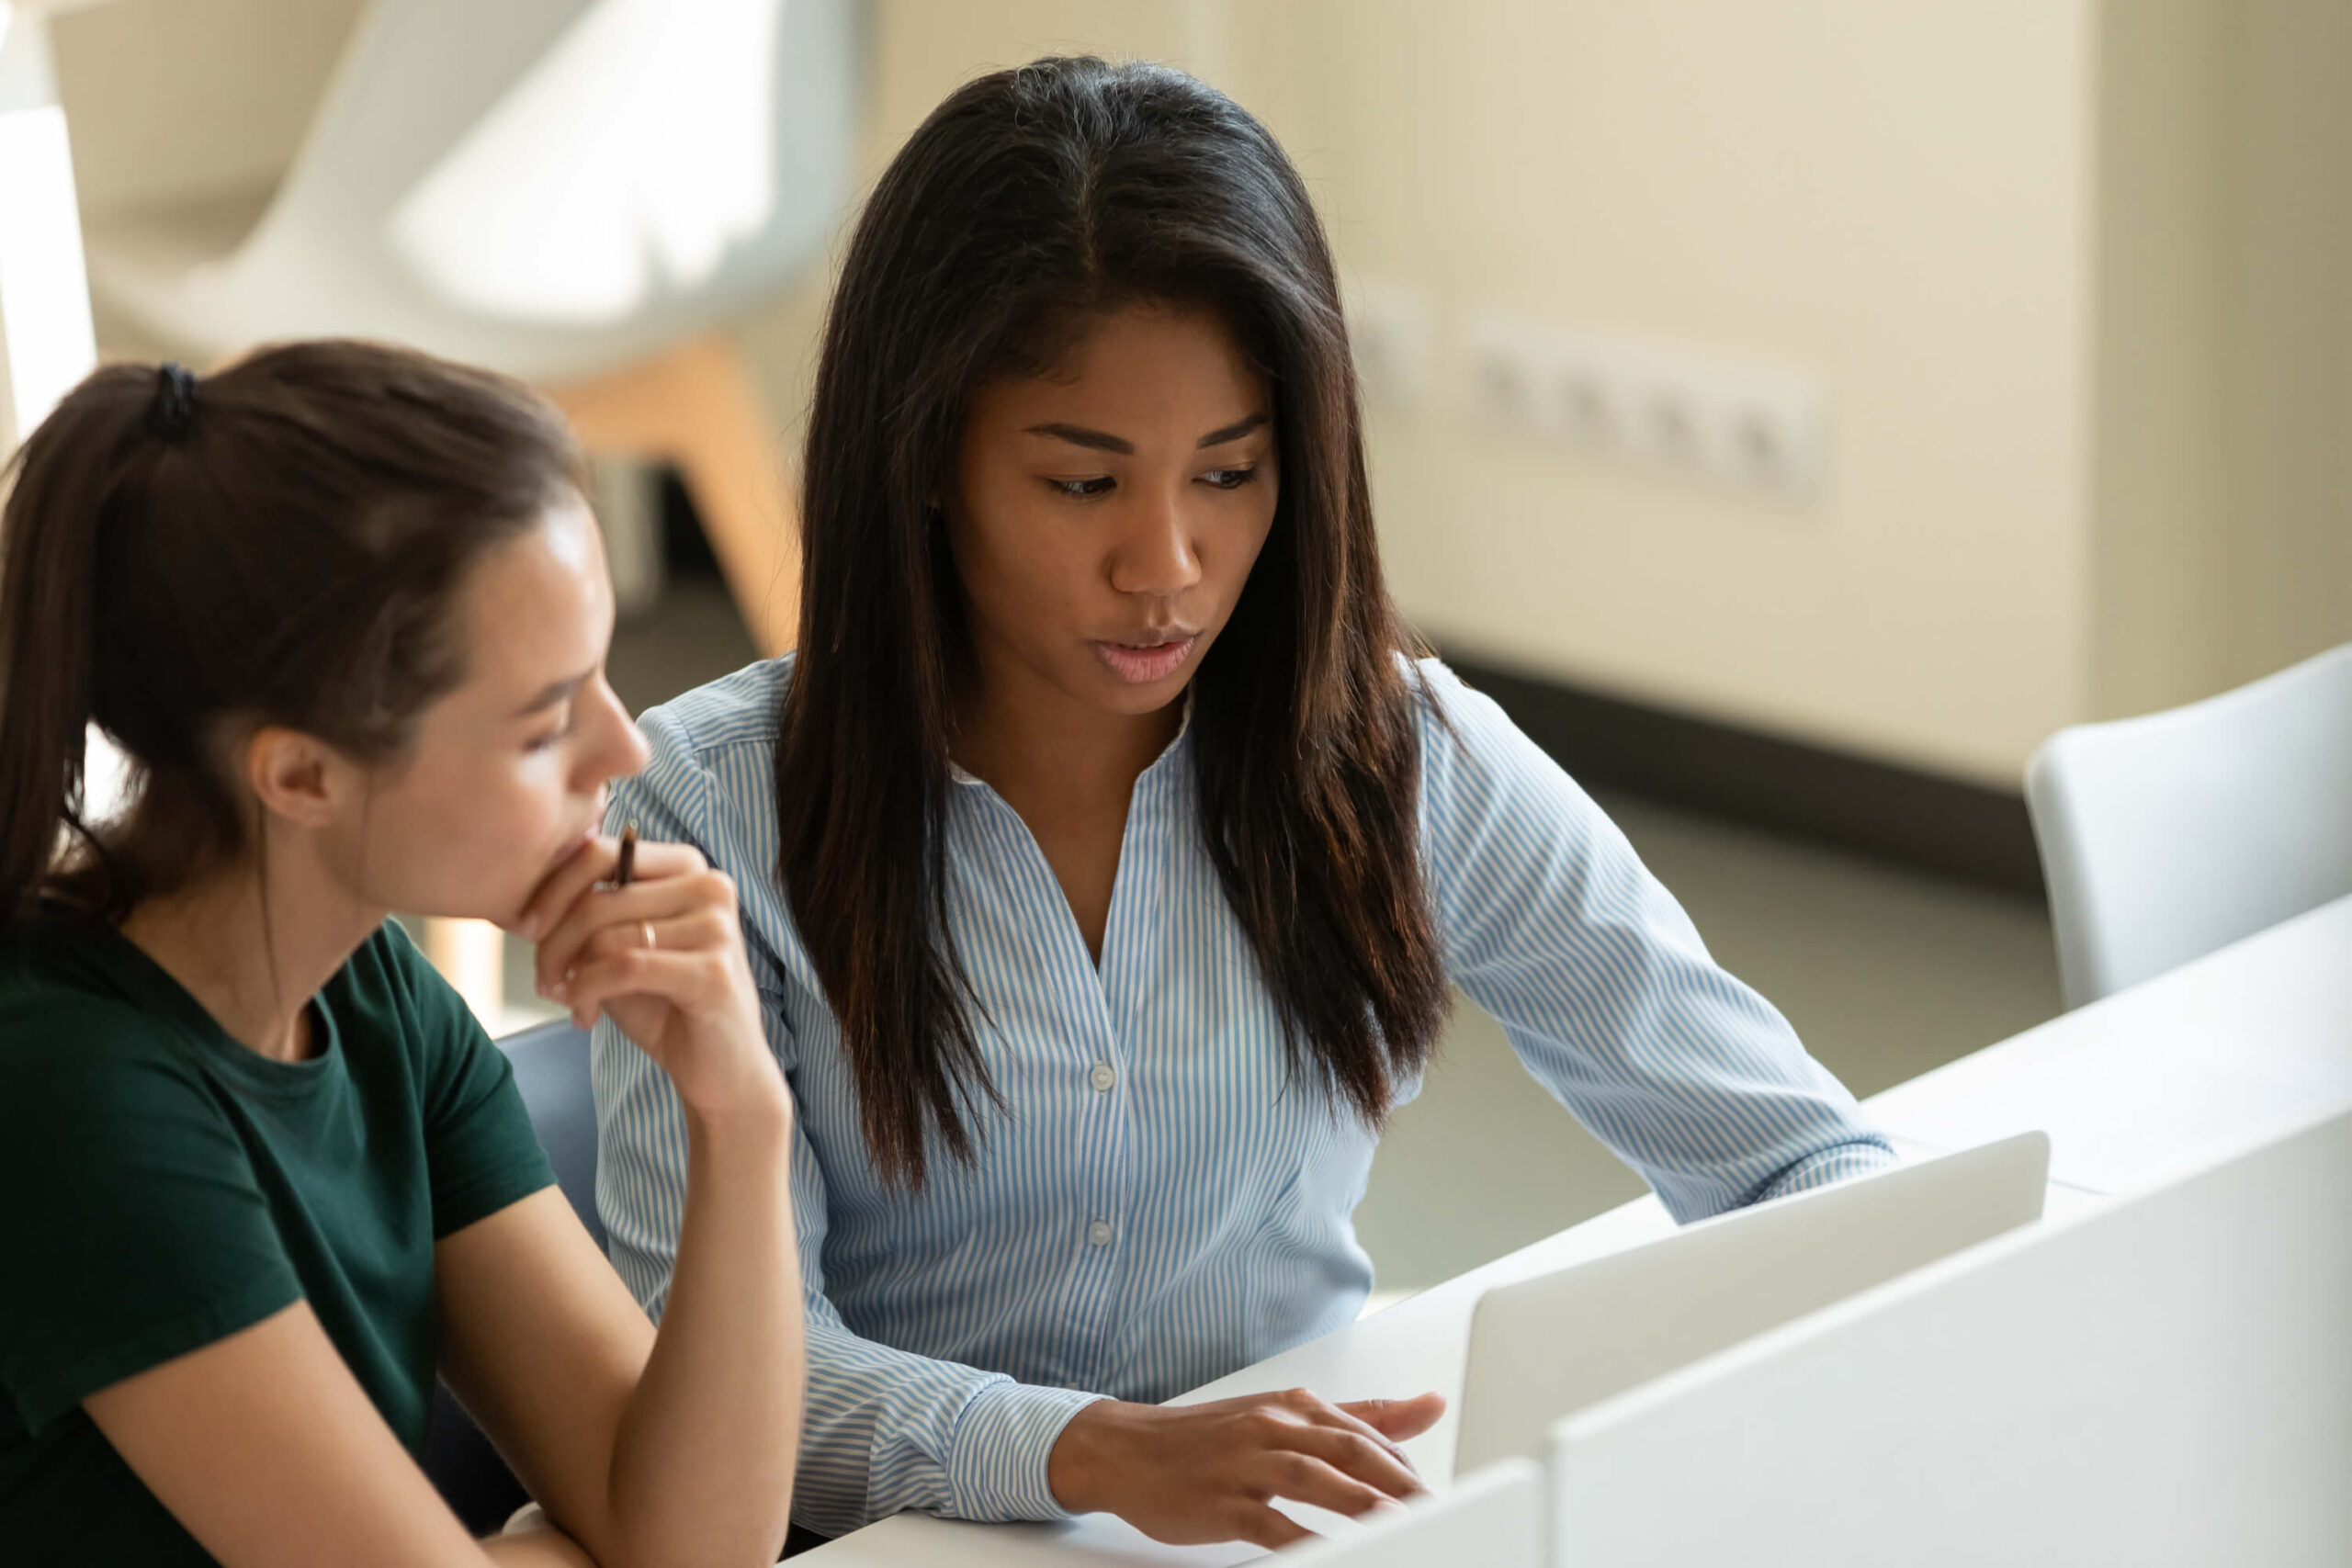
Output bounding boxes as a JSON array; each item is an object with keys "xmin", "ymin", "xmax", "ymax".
[{"xmin": 1084, "ymin": 671, "xmax": 1192, "ymax": 714}]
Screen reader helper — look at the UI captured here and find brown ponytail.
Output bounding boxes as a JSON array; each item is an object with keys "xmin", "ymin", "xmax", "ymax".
[{"xmin": 0, "ymin": 341, "xmax": 583, "ymax": 930}]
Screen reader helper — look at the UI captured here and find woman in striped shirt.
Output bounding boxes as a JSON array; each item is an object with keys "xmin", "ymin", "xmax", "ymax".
[{"xmin": 591, "ymin": 54, "xmax": 1895, "ymax": 1552}]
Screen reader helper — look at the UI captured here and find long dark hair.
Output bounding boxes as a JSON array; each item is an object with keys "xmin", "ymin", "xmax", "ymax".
[
  {"xmin": 0, "ymin": 341, "xmax": 582, "ymax": 930},
  {"xmin": 778, "ymin": 57, "xmax": 1451, "ymax": 1187}
]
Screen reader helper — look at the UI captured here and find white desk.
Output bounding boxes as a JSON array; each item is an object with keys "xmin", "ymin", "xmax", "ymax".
[
  {"xmin": 803, "ymin": 894, "xmax": 2352, "ymax": 1563},
  {"xmin": 1868, "ymin": 892, "xmax": 2352, "ymax": 1193}
]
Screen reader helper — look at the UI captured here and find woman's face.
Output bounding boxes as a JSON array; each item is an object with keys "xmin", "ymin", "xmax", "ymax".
[
  {"xmin": 947, "ymin": 301, "xmax": 1280, "ymax": 721},
  {"xmin": 324, "ymin": 493, "xmax": 649, "ymax": 926}
]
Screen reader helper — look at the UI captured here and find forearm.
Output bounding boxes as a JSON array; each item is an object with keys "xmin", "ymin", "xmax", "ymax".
[{"xmin": 603, "ymin": 1082, "xmax": 802, "ymax": 1567}]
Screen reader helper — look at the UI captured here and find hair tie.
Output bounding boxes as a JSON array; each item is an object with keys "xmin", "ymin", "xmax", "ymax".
[{"xmin": 146, "ymin": 363, "xmax": 198, "ymax": 441}]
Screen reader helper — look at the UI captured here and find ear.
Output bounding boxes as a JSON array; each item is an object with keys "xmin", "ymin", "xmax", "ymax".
[{"xmin": 242, "ymin": 725, "xmax": 354, "ymax": 830}]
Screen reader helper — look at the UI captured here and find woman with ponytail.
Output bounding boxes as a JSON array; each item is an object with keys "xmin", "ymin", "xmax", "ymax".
[{"xmin": 0, "ymin": 343, "xmax": 801, "ymax": 1566}]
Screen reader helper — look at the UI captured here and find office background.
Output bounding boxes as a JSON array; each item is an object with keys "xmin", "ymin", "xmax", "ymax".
[{"xmin": 42, "ymin": 0, "xmax": 2351, "ymax": 1292}]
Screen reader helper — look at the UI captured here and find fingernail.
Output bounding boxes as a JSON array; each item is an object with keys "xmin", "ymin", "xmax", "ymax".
[
  {"xmin": 518, "ymin": 914, "xmax": 542, "ymax": 942},
  {"xmin": 547, "ymin": 982, "xmax": 569, "ymax": 1003}
]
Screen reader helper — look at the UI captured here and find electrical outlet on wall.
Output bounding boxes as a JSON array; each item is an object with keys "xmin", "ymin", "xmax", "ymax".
[
  {"xmin": 1464, "ymin": 315, "xmax": 1830, "ymax": 503},
  {"xmin": 1464, "ymin": 312, "xmax": 1543, "ymax": 431}
]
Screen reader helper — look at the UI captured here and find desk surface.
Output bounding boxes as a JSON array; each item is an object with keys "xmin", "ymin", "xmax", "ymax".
[
  {"xmin": 1868, "ymin": 893, "xmax": 2352, "ymax": 1193},
  {"xmin": 804, "ymin": 894, "xmax": 2352, "ymax": 1563}
]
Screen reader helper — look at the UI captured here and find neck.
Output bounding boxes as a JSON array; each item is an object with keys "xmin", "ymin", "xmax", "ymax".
[
  {"xmin": 117, "ymin": 834, "xmax": 383, "ymax": 1063},
  {"xmin": 952, "ymin": 654, "xmax": 1183, "ymax": 813}
]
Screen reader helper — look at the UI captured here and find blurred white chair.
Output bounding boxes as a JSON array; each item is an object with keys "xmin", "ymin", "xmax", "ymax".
[
  {"xmin": 3, "ymin": 2, "xmax": 139, "ymax": 861},
  {"xmin": 1276, "ymin": 1459, "xmax": 1543, "ymax": 1566},
  {"xmin": 0, "ymin": 0, "xmax": 101, "ymax": 455},
  {"xmin": 80, "ymin": 0, "xmax": 860, "ymax": 657},
  {"xmin": 2026, "ymin": 642, "xmax": 2352, "ymax": 1009}
]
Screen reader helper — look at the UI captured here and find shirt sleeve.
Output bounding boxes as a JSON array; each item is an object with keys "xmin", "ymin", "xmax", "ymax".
[
  {"xmin": 0, "ymin": 1010, "xmax": 303, "ymax": 1434},
  {"xmin": 376, "ymin": 922, "xmax": 556, "ymax": 1239},
  {"xmin": 1413, "ymin": 660, "xmax": 1898, "ymax": 1223},
  {"xmin": 591, "ymin": 712, "xmax": 1102, "ymax": 1539}
]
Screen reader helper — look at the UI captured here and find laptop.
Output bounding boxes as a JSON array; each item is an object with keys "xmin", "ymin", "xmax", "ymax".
[{"xmin": 1453, "ymin": 1131, "xmax": 2051, "ymax": 1477}]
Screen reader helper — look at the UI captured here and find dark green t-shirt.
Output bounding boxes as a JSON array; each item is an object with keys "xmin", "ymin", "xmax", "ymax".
[{"xmin": 0, "ymin": 917, "xmax": 555, "ymax": 1563}]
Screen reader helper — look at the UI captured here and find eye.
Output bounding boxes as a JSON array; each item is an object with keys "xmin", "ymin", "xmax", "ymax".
[
  {"xmin": 524, "ymin": 705, "xmax": 576, "ymax": 753},
  {"xmin": 1046, "ymin": 475, "xmax": 1116, "ymax": 500},
  {"xmin": 1201, "ymin": 465, "xmax": 1259, "ymax": 491}
]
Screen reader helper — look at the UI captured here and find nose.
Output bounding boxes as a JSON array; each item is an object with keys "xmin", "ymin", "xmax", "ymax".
[
  {"xmin": 581, "ymin": 676, "xmax": 650, "ymax": 790},
  {"xmin": 1105, "ymin": 484, "xmax": 1203, "ymax": 599}
]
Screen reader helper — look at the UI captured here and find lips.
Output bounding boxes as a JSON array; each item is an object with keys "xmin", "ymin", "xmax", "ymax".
[{"xmin": 1092, "ymin": 632, "xmax": 1198, "ymax": 684}]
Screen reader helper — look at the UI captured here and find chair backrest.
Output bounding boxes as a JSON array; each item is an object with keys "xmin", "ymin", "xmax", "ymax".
[
  {"xmin": 423, "ymin": 1016, "xmax": 601, "ymax": 1533},
  {"xmin": 86, "ymin": 0, "xmax": 859, "ymax": 384},
  {"xmin": 2026, "ymin": 642, "xmax": 2352, "ymax": 1010},
  {"xmin": 1280, "ymin": 1458, "xmax": 1544, "ymax": 1567},
  {"xmin": 499, "ymin": 1016, "xmax": 605, "ymax": 1250}
]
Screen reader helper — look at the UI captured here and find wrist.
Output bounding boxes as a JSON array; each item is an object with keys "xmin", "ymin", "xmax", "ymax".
[
  {"xmin": 680, "ymin": 1064, "xmax": 793, "ymax": 1145},
  {"xmin": 1046, "ymin": 1399, "xmax": 1141, "ymax": 1515}
]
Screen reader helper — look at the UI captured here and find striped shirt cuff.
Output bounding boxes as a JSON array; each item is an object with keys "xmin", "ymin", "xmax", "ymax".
[
  {"xmin": 945, "ymin": 1380, "xmax": 1109, "ymax": 1522},
  {"xmin": 1757, "ymin": 1136, "xmax": 1900, "ymax": 1201}
]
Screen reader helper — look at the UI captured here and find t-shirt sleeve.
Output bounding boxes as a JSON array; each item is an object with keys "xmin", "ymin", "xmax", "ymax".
[
  {"xmin": 375, "ymin": 924, "xmax": 555, "ymax": 1239},
  {"xmin": 0, "ymin": 1011, "xmax": 304, "ymax": 1435}
]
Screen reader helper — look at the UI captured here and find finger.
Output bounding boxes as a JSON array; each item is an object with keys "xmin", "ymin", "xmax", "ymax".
[
  {"xmin": 535, "ymin": 880, "xmax": 679, "ymax": 995},
  {"xmin": 1279, "ymin": 1420, "xmax": 1426, "ymax": 1501},
  {"xmin": 1272, "ymin": 1389, "xmax": 1425, "ymax": 1482},
  {"xmin": 1337, "ymin": 1392, "xmax": 1447, "ymax": 1443},
  {"xmin": 573, "ymin": 905, "xmax": 733, "ymax": 973},
  {"xmin": 535, "ymin": 874, "xmax": 733, "ymax": 995},
  {"xmin": 1248, "ymin": 1451, "xmax": 1393, "ymax": 1519},
  {"xmin": 511, "ymin": 832, "xmax": 611, "ymax": 942},
  {"xmin": 515, "ymin": 834, "xmax": 710, "ymax": 945},
  {"xmin": 1230, "ymin": 1505, "xmax": 1316, "ymax": 1552},
  {"xmin": 559, "ymin": 944, "xmax": 720, "ymax": 1032}
]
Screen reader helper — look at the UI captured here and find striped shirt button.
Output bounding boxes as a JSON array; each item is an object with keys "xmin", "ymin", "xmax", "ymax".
[
  {"xmin": 1087, "ymin": 1220, "xmax": 1114, "ymax": 1247},
  {"xmin": 1090, "ymin": 1062, "xmax": 1116, "ymax": 1092}
]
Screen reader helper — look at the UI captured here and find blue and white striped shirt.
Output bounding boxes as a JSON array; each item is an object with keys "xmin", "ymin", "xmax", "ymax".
[{"xmin": 591, "ymin": 654, "xmax": 1894, "ymax": 1538}]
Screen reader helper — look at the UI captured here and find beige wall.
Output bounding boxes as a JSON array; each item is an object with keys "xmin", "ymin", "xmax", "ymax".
[
  {"xmin": 51, "ymin": 0, "xmax": 2350, "ymax": 787},
  {"xmin": 2093, "ymin": 0, "xmax": 2352, "ymax": 719},
  {"xmin": 51, "ymin": 0, "xmax": 365, "ymax": 216},
  {"xmin": 2207, "ymin": 0, "xmax": 2352, "ymax": 699},
  {"xmin": 1296, "ymin": 1, "xmax": 2095, "ymax": 785}
]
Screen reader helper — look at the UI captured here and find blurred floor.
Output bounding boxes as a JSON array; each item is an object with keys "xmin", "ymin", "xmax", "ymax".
[{"xmin": 574, "ymin": 568, "xmax": 2064, "ymax": 1292}]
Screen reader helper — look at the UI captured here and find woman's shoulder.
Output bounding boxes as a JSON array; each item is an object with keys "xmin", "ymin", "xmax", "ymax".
[
  {"xmin": 638, "ymin": 652, "xmax": 797, "ymax": 760},
  {"xmin": 335, "ymin": 919, "xmax": 481, "ymax": 1058},
  {"xmin": 0, "ymin": 932, "xmax": 210, "ymax": 1122},
  {"xmin": 1393, "ymin": 651, "xmax": 1603, "ymax": 830},
  {"xmin": 616, "ymin": 654, "xmax": 795, "ymax": 822},
  {"xmin": 1396, "ymin": 651, "xmax": 1514, "ymax": 759}
]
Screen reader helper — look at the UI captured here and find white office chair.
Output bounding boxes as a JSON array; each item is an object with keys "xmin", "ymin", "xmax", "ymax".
[
  {"xmin": 2025, "ymin": 642, "xmax": 2352, "ymax": 1010},
  {"xmin": 75, "ymin": 0, "xmax": 857, "ymax": 658},
  {"xmin": 1276, "ymin": 1459, "xmax": 1543, "ymax": 1566},
  {"xmin": 80, "ymin": 0, "xmax": 855, "ymax": 384}
]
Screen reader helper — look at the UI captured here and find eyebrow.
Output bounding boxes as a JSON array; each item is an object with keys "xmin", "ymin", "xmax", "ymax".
[
  {"xmin": 1023, "ymin": 411, "xmax": 1270, "ymax": 456},
  {"xmin": 514, "ymin": 670, "xmax": 592, "ymax": 718}
]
